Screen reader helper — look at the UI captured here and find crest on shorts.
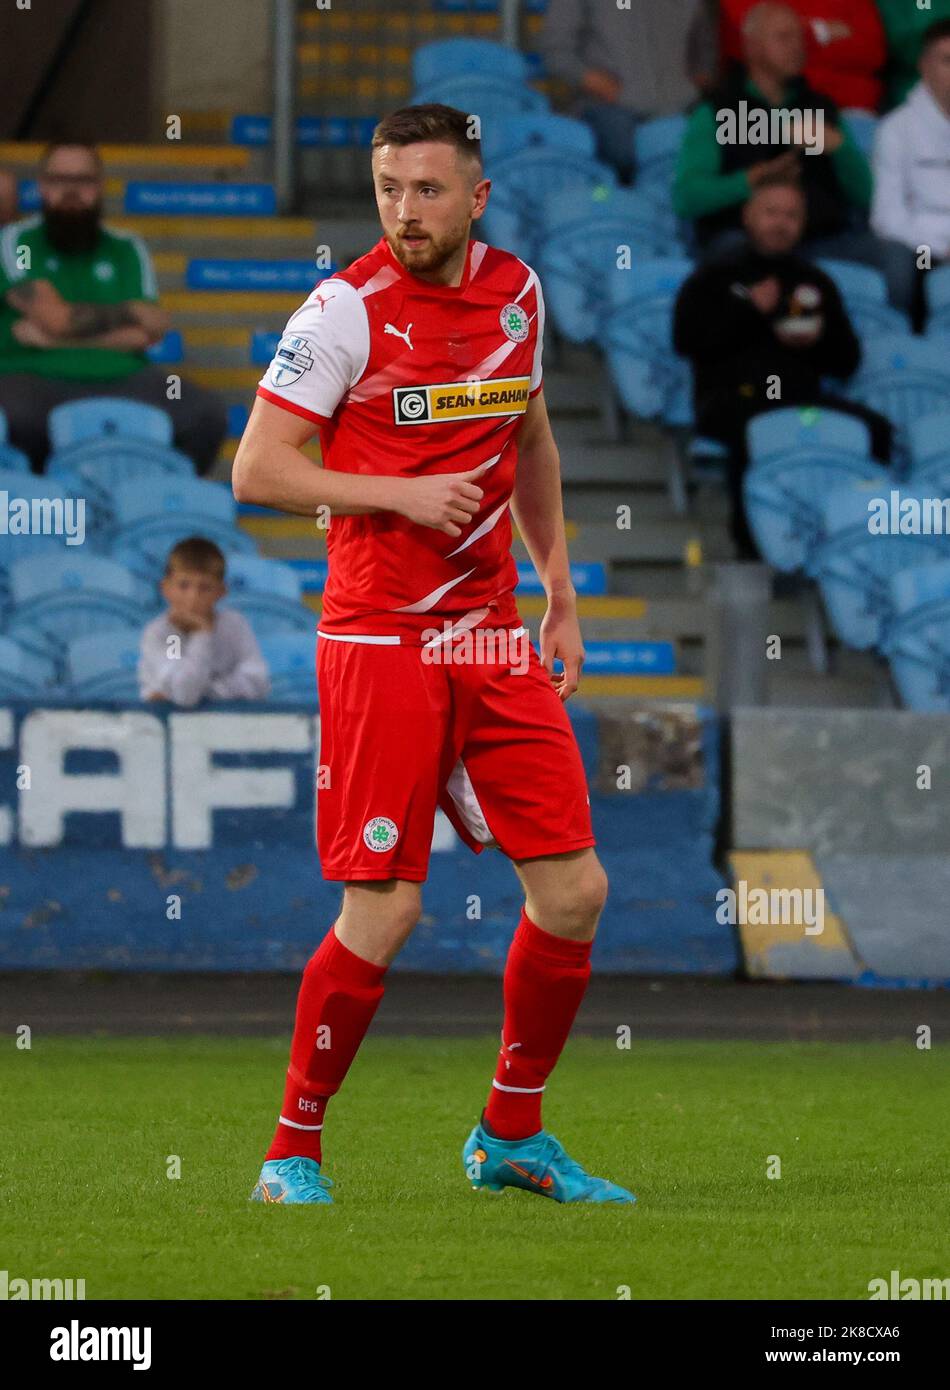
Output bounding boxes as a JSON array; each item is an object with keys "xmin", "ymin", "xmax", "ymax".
[{"xmin": 363, "ymin": 816, "xmax": 399, "ymax": 852}]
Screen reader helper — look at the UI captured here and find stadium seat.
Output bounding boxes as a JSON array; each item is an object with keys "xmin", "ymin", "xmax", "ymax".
[
  {"xmin": 907, "ymin": 410, "xmax": 950, "ymax": 482},
  {"xmin": 841, "ymin": 108, "xmax": 878, "ymax": 157},
  {"xmin": 815, "ymin": 258, "xmax": 909, "ymax": 337},
  {"xmin": 883, "ymin": 561, "xmax": 950, "ymax": 711},
  {"xmin": 816, "ymin": 257, "xmax": 908, "ymax": 331},
  {"xmin": 845, "ymin": 335, "xmax": 950, "ymax": 467},
  {"xmin": 64, "ymin": 630, "xmax": 143, "ymax": 701},
  {"xmin": 0, "ymin": 634, "xmax": 56, "ymax": 697},
  {"xmin": 604, "ymin": 258, "xmax": 695, "ymax": 425},
  {"xmin": 925, "ymin": 264, "xmax": 950, "ymax": 337},
  {"xmin": 541, "ymin": 184, "xmax": 679, "ymax": 248},
  {"xmin": 633, "ymin": 115, "xmax": 688, "ymax": 210},
  {"xmin": 480, "ymin": 149, "xmax": 617, "ymax": 264},
  {"xmin": 413, "ymin": 74, "xmax": 548, "ymax": 117},
  {"xmin": 0, "ymin": 472, "xmax": 80, "ymax": 613},
  {"xmin": 108, "ymin": 477, "xmax": 257, "ymax": 576},
  {"xmin": 46, "ymin": 442, "xmax": 194, "ymax": 544},
  {"xmin": 48, "ymin": 397, "xmax": 173, "ymax": 451},
  {"xmin": 222, "ymin": 554, "xmax": 313, "ymax": 636},
  {"xmin": 809, "ymin": 481, "xmax": 949, "ymax": 649},
  {"xmin": 4, "ymin": 552, "xmax": 144, "ymax": 661},
  {"xmin": 744, "ymin": 415, "xmax": 885, "ymax": 571},
  {"xmin": 257, "ymin": 634, "xmax": 317, "ymax": 703},
  {"xmin": 412, "ymin": 37, "xmax": 531, "ymax": 90},
  {"xmin": 539, "ymin": 215, "xmax": 671, "ymax": 346},
  {"xmin": 479, "ymin": 113, "xmax": 595, "ymax": 166}
]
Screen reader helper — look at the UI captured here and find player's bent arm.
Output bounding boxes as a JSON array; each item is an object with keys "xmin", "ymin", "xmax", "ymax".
[
  {"xmin": 511, "ymin": 390, "xmax": 575, "ymax": 605},
  {"xmin": 232, "ymin": 397, "xmax": 485, "ymax": 534},
  {"xmin": 232, "ymin": 397, "xmax": 401, "ymax": 517}
]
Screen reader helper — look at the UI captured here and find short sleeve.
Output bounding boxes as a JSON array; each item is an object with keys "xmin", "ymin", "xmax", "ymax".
[
  {"xmin": 123, "ymin": 231, "xmax": 159, "ymax": 301},
  {"xmin": 529, "ymin": 271, "xmax": 545, "ymax": 397},
  {"xmin": 256, "ymin": 278, "xmax": 370, "ymax": 425}
]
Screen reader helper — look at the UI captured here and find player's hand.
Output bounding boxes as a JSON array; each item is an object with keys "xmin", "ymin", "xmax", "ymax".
[
  {"xmin": 397, "ymin": 467, "xmax": 486, "ymax": 537},
  {"xmin": 540, "ymin": 597, "xmax": 584, "ymax": 702}
]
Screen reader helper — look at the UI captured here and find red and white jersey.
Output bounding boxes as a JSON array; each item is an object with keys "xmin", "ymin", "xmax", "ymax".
[{"xmin": 256, "ymin": 234, "xmax": 544, "ymax": 643}]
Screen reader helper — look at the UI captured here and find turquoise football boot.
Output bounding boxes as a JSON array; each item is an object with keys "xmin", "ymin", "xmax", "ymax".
[
  {"xmin": 462, "ymin": 1123, "xmax": 636, "ymax": 1204},
  {"xmin": 249, "ymin": 1156, "xmax": 334, "ymax": 1204}
]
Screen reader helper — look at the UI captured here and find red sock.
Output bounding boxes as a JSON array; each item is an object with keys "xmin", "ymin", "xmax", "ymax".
[
  {"xmin": 265, "ymin": 924, "xmax": 387, "ymax": 1164},
  {"xmin": 483, "ymin": 909, "xmax": 592, "ymax": 1140}
]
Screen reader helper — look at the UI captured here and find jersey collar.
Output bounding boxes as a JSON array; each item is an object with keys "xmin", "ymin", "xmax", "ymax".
[{"xmin": 379, "ymin": 234, "xmax": 474, "ymax": 294}]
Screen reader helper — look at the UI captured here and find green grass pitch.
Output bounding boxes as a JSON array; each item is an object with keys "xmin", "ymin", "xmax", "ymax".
[{"xmin": 2, "ymin": 1035, "xmax": 946, "ymax": 1300}]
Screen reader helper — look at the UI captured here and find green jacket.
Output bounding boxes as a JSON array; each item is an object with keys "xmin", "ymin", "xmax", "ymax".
[{"xmin": 0, "ymin": 217, "xmax": 158, "ymax": 381}]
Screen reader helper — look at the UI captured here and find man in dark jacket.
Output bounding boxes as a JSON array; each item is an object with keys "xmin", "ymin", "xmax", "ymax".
[{"xmin": 673, "ymin": 178, "xmax": 892, "ymax": 556}]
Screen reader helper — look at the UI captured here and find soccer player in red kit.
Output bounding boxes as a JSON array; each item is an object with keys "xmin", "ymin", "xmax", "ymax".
[{"xmin": 234, "ymin": 105, "xmax": 635, "ymax": 1206}]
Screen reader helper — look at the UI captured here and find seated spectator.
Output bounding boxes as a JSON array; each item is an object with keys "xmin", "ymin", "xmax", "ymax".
[
  {"xmin": 673, "ymin": 179, "xmax": 892, "ymax": 558},
  {"xmin": 674, "ymin": 3, "xmax": 916, "ymax": 313},
  {"xmin": 0, "ymin": 169, "xmax": 18, "ymax": 227},
  {"xmin": 876, "ymin": 0, "xmax": 950, "ymax": 109},
  {"xmin": 718, "ymin": 0, "xmax": 886, "ymax": 112},
  {"xmin": 0, "ymin": 141, "xmax": 227, "ymax": 474},
  {"xmin": 139, "ymin": 537, "xmax": 270, "ymax": 707},
  {"xmin": 872, "ymin": 18, "xmax": 950, "ymax": 329},
  {"xmin": 541, "ymin": 0, "xmax": 710, "ymax": 184}
]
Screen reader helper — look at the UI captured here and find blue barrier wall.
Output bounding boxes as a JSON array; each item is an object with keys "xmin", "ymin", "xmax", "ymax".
[{"xmin": 0, "ymin": 702, "xmax": 734, "ymax": 974}]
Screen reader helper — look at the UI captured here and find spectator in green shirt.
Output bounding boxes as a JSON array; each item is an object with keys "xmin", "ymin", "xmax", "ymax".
[
  {"xmin": 673, "ymin": 2, "xmax": 917, "ymax": 314},
  {"xmin": 876, "ymin": 0, "xmax": 950, "ymax": 109},
  {"xmin": 0, "ymin": 141, "xmax": 226, "ymax": 473}
]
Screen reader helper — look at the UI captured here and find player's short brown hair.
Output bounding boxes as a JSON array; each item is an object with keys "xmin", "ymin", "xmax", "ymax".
[
  {"xmin": 371, "ymin": 104, "xmax": 482, "ymax": 176},
  {"xmin": 164, "ymin": 536, "xmax": 226, "ymax": 580}
]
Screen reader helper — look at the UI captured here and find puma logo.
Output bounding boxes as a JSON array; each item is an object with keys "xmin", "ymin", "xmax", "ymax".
[{"xmin": 384, "ymin": 321, "xmax": 413, "ymax": 350}]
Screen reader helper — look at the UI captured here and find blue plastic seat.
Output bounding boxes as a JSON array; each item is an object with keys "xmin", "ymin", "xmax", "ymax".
[
  {"xmin": 0, "ymin": 472, "xmax": 81, "ymax": 611},
  {"xmin": 479, "ymin": 149, "xmax": 615, "ymax": 263},
  {"xmin": 883, "ymin": 560, "xmax": 950, "ymax": 710},
  {"xmin": 846, "ymin": 334, "xmax": 950, "ymax": 466},
  {"xmin": 0, "ymin": 634, "xmax": 56, "ymax": 697},
  {"xmin": 541, "ymin": 184, "xmax": 678, "ymax": 247},
  {"xmin": 841, "ymin": 108, "xmax": 878, "ymax": 158},
  {"xmin": 412, "ymin": 37, "xmax": 530, "ymax": 90},
  {"xmin": 413, "ymin": 74, "xmax": 548, "ymax": 117},
  {"xmin": 810, "ymin": 481, "xmax": 950, "ymax": 649},
  {"xmin": 925, "ymin": 263, "xmax": 950, "ymax": 337},
  {"xmin": 605, "ymin": 258, "xmax": 695, "ymax": 425},
  {"xmin": 5, "ymin": 552, "xmax": 144, "ymax": 659},
  {"xmin": 480, "ymin": 113, "xmax": 594, "ymax": 166},
  {"xmin": 747, "ymin": 405, "xmax": 872, "ymax": 465},
  {"xmin": 744, "ymin": 412, "xmax": 885, "ymax": 571},
  {"xmin": 257, "ymin": 634, "xmax": 317, "ymax": 704},
  {"xmin": 48, "ymin": 397, "xmax": 173, "ymax": 451},
  {"xmin": 65, "ymin": 630, "xmax": 143, "ymax": 700},
  {"xmin": 539, "ymin": 216, "xmax": 671, "ymax": 346},
  {"xmin": 907, "ymin": 410, "xmax": 950, "ymax": 478},
  {"xmin": 634, "ymin": 115, "xmax": 688, "ymax": 209},
  {"xmin": 815, "ymin": 257, "xmax": 909, "ymax": 337},
  {"xmin": 222, "ymin": 554, "xmax": 312, "ymax": 636},
  {"xmin": 109, "ymin": 477, "xmax": 257, "ymax": 575}
]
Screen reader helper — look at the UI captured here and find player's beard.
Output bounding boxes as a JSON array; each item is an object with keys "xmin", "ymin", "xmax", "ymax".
[{"xmin": 389, "ymin": 218, "xmax": 469, "ymax": 277}]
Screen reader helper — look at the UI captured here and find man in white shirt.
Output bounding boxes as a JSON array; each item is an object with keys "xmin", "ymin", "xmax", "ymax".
[
  {"xmin": 138, "ymin": 536, "xmax": 270, "ymax": 707},
  {"xmin": 872, "ymin": 18, "xmax": 950, "ymax": 329}
]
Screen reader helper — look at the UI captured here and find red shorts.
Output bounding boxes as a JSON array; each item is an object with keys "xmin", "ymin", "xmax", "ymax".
[{"xmin": 315, "ymin": 626, "xmax": 595, "ymax": 881}]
